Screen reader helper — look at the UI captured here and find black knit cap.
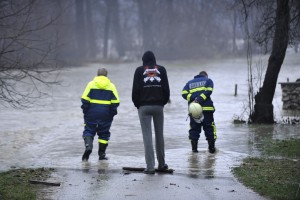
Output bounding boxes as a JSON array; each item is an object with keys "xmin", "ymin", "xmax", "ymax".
[{"xmin": 142, "ymin": 51, "xmax": 156, "ymax": 66}]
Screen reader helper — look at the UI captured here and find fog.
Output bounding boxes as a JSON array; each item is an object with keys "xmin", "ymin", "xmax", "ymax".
[
  {"xmin": 2, "ymin": 0, "xmax": 299, "ymax": 108},
  {"xmin": 0, "ymin": 0, "xmax": 274, "ymax": 65}
]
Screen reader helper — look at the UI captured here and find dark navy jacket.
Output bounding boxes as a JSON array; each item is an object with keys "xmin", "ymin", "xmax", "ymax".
[{"xmin": 182, "ymin": 74, "xmax": 215, "ymax": 111}]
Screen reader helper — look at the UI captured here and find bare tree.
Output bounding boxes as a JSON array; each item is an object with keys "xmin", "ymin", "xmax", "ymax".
[
  {"xmin": 250, "ymin": 0, "xmax": 290, "ymax": 123},
  {"xmin": 232, "ymin": 9, "xmax": 239, "ymax": 54},
  {"xmin": 136, "ymin": 0, "xmax": 156, "ymax": 51},
  {"xmin": 230, "ymin": 0, "xmax": 300, "ymax": 123},
  {"xmin": 237, "ymin": 0, "xmax": 292, "ymax": 123},
  {"xmin": 111, "ymin": 0, "xmax": 124, "ymax": 58},
  {"xmin": 103, "ymin": 0, "xmax": 112, "ymax": 59},
  {"xmin": 75, "ymin": 0, "xmax": 87, "ymax": 60},
  {"xmin": 86, "ymin": 0, "xmax": 97, "ymax": 59},
  {"xmin": 0, "ymin": 0, "xmax": 61, "ymax": 108}
]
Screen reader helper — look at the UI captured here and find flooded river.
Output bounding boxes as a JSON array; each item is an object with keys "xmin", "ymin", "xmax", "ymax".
[{"xmin": 0, "ymin": 52, "xmax": 299, "ymax": 180}]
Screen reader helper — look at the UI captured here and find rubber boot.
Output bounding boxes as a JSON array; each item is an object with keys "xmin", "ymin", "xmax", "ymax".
[
  {"xmin": 191, "ymin": 140, "xmax": 198, "ymax": 153},
  {"xmin": 82, "ymin": 136, "xmax": 93, "ymax": 161},
  {"xmin": 208, "ymin": 140, "xmax": 215, "ymax": 154},
  {"xmin": 98, "ymin": 143, "xmax": 108, "ymax": 160}
]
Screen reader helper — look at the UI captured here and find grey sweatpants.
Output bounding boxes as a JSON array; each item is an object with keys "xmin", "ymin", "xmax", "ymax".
[{"xmin": 138, "ymin": 105, "xmax": 166, "ymax": 170}]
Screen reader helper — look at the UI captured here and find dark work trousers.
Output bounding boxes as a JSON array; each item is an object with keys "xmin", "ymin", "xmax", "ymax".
[
  {"xmin": 189, "ymin": 111, "xmax": 217, "ymax": 141},
  {"xmin": 83, "ymin": 119, "xmax": 113, "ymax": 142},
  {"xmin": 138, "ymin": 105, "xmax": 166, "ymax": 170}
]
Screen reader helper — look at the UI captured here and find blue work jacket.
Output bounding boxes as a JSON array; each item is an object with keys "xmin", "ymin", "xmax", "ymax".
[{"xmin": 182, "ymin": 74, "xmax": 215, "ymax": 112}]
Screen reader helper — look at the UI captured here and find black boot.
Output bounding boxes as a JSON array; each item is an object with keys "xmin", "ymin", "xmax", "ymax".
[
  {"xmin": 208, "ymin": 140, "xmax": 215, "ymax": 154},
  {"xmin": 191, "ymin": 140, "xmax": 198, "ymax": 153},
  {"xmin": 82, "ymin": 136, "xmax": 93, "ymax": 161},
  {"xmin": 82, "ymin": 149, "xmax": 92, "ymax": 161},
  {"xmin": 98, "ymin": 143, "xmax": 108, "ymax": 160}
]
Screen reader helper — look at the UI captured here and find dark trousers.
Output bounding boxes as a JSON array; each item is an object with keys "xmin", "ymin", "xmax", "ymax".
[
  {"xmin": 189, "ymin": 111, "xmax": 217, "ymax": 141},
  {"xmin": 83, "ymin": 119, "xmax": 113, "ymax": 142}
]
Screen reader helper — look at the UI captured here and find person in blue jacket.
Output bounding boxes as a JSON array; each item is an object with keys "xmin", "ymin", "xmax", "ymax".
[
  {"xmin": 182, "ymin": 71, "xmax": 217, "ymax": 153},
  {"xmin": 81, "ymin": 68, "xmax": 120, "ymax": 161}
]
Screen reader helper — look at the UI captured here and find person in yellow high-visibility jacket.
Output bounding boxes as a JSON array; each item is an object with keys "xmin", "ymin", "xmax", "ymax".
[{"xmin": 81, "ymin": 68, "xmax": 120, "ymax": 161}]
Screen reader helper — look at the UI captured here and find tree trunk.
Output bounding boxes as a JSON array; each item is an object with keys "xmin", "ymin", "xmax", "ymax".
[
  {"xmin": 137, "ymin": 0, "xmax": 155, "ymax": 51},
  {"xmin": 251, "ymin": 0, "xmax": 290, "ymax": 123},
  {"xmin": 86, "ymin": 0, "xmax": 97, "ymax": 59},
  {"xmin": 232, "ymin": 9, "xmax": 238, "ymax": 54},
  {"xmin": 75, "ymin": 0, "xmax": 87, "ymax": 60},
  {"xmin": 111, "ymin": 0, "xmax": 124, "ymax": 58},
  {"xmin": 164, "ymin": 0, "xmax": 175, "ymax": 59},
  {"xmin": 103, "ymin": 0, "xmax": 112, "ymax": 59}
]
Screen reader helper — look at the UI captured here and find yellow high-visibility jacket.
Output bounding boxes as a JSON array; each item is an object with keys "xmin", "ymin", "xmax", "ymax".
[{"xmin": 81, "ymin": 76, "xmax": 120, "ymax": 121}]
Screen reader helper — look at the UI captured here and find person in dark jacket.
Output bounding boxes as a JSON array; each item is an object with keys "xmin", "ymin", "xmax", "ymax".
[
  {"xmin": 81, "ymin": 68, "xmax": 120, "ymax": 161},
  {"xmin": 182, "ymin": 71, "xmax": 217, "ymax": 153},
  {"xmin": 132, "ymin": 51, "xmax": 170, "ymax": 174}
]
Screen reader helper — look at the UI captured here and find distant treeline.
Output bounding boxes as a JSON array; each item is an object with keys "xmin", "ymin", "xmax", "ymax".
[{"xmin": 1, "ymin": 0, "xmax": 299, "ymax": 65}]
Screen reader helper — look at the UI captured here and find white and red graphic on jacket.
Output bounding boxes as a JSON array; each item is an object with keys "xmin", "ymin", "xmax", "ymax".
[{"xmin": 143, "ymin": 66, "xmax": 161, "ymax": 83}]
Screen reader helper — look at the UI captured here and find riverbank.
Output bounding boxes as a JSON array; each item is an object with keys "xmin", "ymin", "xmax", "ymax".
[
  {"xmin": 0, "ymin": 168, "xmax": 54, "ymax": 200},
  {"xmin": 233, "ymin": 138, "xmax": 300, "ymax": 200}
]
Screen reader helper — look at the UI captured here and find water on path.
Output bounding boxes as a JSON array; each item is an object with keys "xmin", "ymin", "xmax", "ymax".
[{"xmin": 0, "ymin": 53, "xmax": 299, "ymax": 199}]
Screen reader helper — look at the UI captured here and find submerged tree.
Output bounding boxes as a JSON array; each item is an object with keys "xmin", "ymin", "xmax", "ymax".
[
  {"xmin": 250, "ymin": 0, "xmax": 290, "ymax": 123},
  {"xmin": 237, "ymin": 0, "xmax": 300, "ymax": 123}
]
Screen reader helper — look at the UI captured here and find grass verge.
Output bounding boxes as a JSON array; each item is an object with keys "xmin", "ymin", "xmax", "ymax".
[
  {"xmin": 233, "ymin": 139, "xmax": 300, "ymax": 200},
  {"xmin": 0, "ymin": 168, "xmax": 54, "ymax": 200}
]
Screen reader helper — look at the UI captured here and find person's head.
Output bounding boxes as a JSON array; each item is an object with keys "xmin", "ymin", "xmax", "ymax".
[
  {"xmin": 97, "ymin": 68, "xmax": 108, "ymax": 76},
  {"xmin": 199, "ymin": 71, "xmax": 208, "ymax": 78},
  {"xmin": 142, "ymin": 51, "xmax": 156, "ymax": 66}
]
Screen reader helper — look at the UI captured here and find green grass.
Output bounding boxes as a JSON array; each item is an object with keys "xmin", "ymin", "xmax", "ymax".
[
  {"xmin": 0, "ymin": 168, "xmax": 52, "ymax": 200},
  {"xmin": 263, "ymin": 139, "xmax": 300, "ymax": 158},
  {"xmin": 233, "ymin": 139, "xmax": 300, "ymax": 200}
]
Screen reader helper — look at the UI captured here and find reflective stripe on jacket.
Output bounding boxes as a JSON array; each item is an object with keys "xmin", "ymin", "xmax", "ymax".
[
  {"xmin": 182, "ymin": 74, "xmax": 214, "ymax": 111},
  {"xmin": 81, "ymin": 76, "xmax": 120, "ymax": 121}
]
